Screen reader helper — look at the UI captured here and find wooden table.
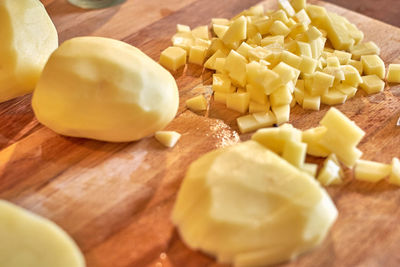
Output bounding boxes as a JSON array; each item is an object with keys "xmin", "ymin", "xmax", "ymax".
[{"xmin": 1, "ymin": 0, "xmax": 400, "ymax": 266}]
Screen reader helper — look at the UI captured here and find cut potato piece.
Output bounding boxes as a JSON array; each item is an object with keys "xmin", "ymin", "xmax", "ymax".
[
  {"xmin": 360, "ymin": 75, "xmax": 385, "ymax": 94},
  {"xmin": 222, "ymin": 16, "xmax": 247, "ymax": 44},
  {"xmin": 389, "ymin": 158, "xmax": 400, "ymax": 186},
  {"xmin": 160, "ymin": 46, "xmax": 187, "ymax": 71},
  {"xmin": 350, "ymin": 41, "xmax": 380, "ymax": 60},
  {"xmin": 302, "ymin": 163, "xmax": 318, "ymax": 177},
  {"xmin": 317, "ymin": 154, "xmax": 343, "ymax": 186},
  {"xmin": 386, "ymin": 64, "xmax": 400, "ymax": 83},
  {"xmin": 272, "ymin": 104, "xmax": 291, "ymax": 124},
  {"xmin": 282, "ymin": 140, "xmax": 307, "ymax": 168},
  {"xmin": 186, "ymin": 95, "xmax": 208, "ymax": 111},
  {"xmin": 172, "ymin": 141, "xmax": 338, "ymax": 267},
  {"xmin": 33, "ymin": 37, "xmax": 179, "ymax": 142},
  {"xmin": 0, "ymin": 200, "xmax": 85, "ymax": 267},
  {"xmin": 0, "ymin": 0, "xmax": 58, "ymax": 102},
  {"xmin": 361, "ymin": 55, "xmax": 385, "ymax": 79},
  {"xmin": 302, "ymin": 126, "xmax": 330, "ymax": 157},
  {"xmin": 189, "ymin": 46, "xmax": 207, "ymax": 65},
  {"xmin": 318, "ymin": 107, "xmax": 365, "ymax": 167},
  {"xmin": 354, "ymin": 159, "xmax": 391, "ymax": 183},
  {"xmin": 155, "ymin": 131, "xmax": 181, "ymax": 148},
  {"xmin": 226, "ymin": 92, "xmax": 250, "ymax": 113}
]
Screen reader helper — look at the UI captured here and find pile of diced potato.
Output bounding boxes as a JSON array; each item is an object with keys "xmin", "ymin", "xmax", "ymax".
[
  {"xmin": 159, "ymin": 0, "xmax": 400, "ymax": 133},
  {"xmin": 251, "ymin": 107, "xmax": 400, "ymax": 186}
]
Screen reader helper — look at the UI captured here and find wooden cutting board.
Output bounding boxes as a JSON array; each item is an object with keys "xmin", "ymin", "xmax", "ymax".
[{"xmin": 1, "ymin": 0, "xmax": 400, "ymax": 266}]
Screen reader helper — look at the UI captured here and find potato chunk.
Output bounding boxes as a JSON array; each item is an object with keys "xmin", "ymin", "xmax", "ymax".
[
  {"xmin": 155, "ymin": 131, "xmax": 181, "ymax": 148},
  {"xmin": 0, "ymin": 0, "xmax": 58, "ymax": 102},
  {"xmin": 355, "ymin": 159, "xmax": 391, "ymax": 183},
  {"xmin": 387, "ymin": 64, "xmax": 400, "ymax": 83},
  {"xmin": 159, "ymin": 46, "xmax": 187, "ymax": 71}
]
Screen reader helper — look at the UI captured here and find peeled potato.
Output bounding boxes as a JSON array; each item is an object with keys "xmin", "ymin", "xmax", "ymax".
[
  {"xmin": 32, "ymin": 37, "xmax": 179, "ymax": 142},
  {"xmin": 0, "ymin": 200, "xmax": 85, "ymax": 267},
  {"xmin": 0, "ymin": 0, "xmax": 58, "ymax": 102},
  {"xmin": 172, "ymin": 140, "xmax": 337, "ymax": 267}
]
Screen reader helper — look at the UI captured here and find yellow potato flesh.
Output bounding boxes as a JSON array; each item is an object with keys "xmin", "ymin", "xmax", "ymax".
[
  {"xmin": 0, "ymin": 200, "xmax": 85, "ymax": 267},
  {"xmin": 0, "ymin": 0, "xmax": 58, "ymax": 102},
  {"xmin": 172, "ymin": 141, "xmax": 337, "ymax": 267},
  {"xmin": 32, "ymin": 37, "xmax": 179, "ymax": 142}
]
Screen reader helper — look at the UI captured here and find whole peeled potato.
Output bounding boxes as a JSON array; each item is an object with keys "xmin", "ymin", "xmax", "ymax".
[
  {"xmin": 0, "ymin": 0, "xmax": 58, "ymax": 103},
  {"xmin": 32, "ymin": 37, "xmax": 179, "ymax": 142}
]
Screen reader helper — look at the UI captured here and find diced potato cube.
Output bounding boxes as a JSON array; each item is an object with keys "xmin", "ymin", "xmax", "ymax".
[
  {"xmin": 279, "ymin": 0, "xmax": 296, "ymax": 17},
  {"xmin": 252, "ymin": 124, "xmax": 300, "ymax": 153},
  {"xmin": 310, "ymin": 37, "xmax": 326, "ymax": 59},
  {"xmin": 204, "ymin": 49, "xmax": 227, "ymax": 70},
  {"xmin": 270, "ymin": 83, "xmax": 293, "ymax": 106},
  {"xmin": 273, "ymin": 62, "xmax": 300, "ymax": 85},
  {"xmin": 159, "ymin": 46, "xmax": 187, "ymax": 71},
  {"xmin": 186, "ymin": 94, "xmax": 207, "ymax": 111},
  {"xmin": 237, "ymin": 114, "xmax": 260, "ymax": 133},
  {"xmin": 345, "ymin": 22, "xmax": 364, "ymax": 45},
  {"xmin": 247, "ymin": 84, "xmax": 268, "ymax": 104},
  {"xmin": 249, "ymin": 101, "xmax": 270, "ymax": 113},
  {"xmin": 189, "ymin": 45, "xmax": 207, "ymax": 65},
  {"xmin": 236, "ymin": 42, "xmax": 253, "ymax": 58},
  {"xmin": 289, "ymin": 23, "xmax": 309, "ymax": 39},
  {"xmin": 206, "ymin": 38, "xmax": 229, "ymax": 58},
  {"xmin": 226, "ymin": 92, "xmax": 250, "ymax": 113},
  {"xmin": 282, "ymin": 140, "xmax": 307, "ymax": 167},
  {"xmin": 355, "ymin": 159, "xmax": 391, "ymax": 182},
  {"xmin": 336, "ymin": 83, "xmax": 357, "ymax": 98},
  {"xmin": 324, "ymin": 12, "xmax": 355, "ymax": 51},
  {"xmin": 272, "ymin": 104, "xmax": 290, "ymax": 124},
  {"xmin": 302, "ymin": 93, "xmax": 320, "ymax": 110},
  {"xmin": 360, "ymin": 75, "xmax": 385, "ymax": 94},
  {"xmin": 333, "ymin": 50, "xmax": 351, "ymax": 65},
  {"xmin": 261, "ymin": 35, "xmax": 285, "ymax": 46},
  {"xmin": 297, "ymin": 42, "xmax": 312, "ymax": 58},
  {"xmin": 192, "ymin": 25, "xmax": 209, "ymax": 40},
  {"xmin": 349, "ymin": 59, "xmax": 363, "ymax": 75},
  {"xmin": 155, "ymin": 131, "xmax": 181, "ymax": 148},
  {"xmin": 177, "ymin": 24, "xmax": 190, "ymax": 32},
  {"xmin": 213, "ymin": 24, "xmax": 229, "ymax": 39},
  {"xmin": 211, "ymin": 18, "xmax": 230, "ymax": 26},
  {"xmin": 214, "ymin": 58, "xmax": 227, "ymax": 74},
  {"xmin": 212, "ymin": 73, "xmax": 233, "ymax": 93},
  {"xmin": 291, "ymin": 0, "xmax": 306, "ymax": 12},
  {"xmin": 294, "ymin": 9, "xmax": 311, "ymax": 25},
  {"xmin": 389, "ymin": 157, "xmax": 400, "ymax": 186},
  {"xmin": 305, "ymin": 4, "xmax": 328, "ymax": 27},
  {"xmin": 350, "ymin": 41, "xmax": 380, "ymax": 60},
  {"xmin": 294, "ymin": 80, "xmax": 305, "ymax": 105},
  {"xmin": 317, "ymin": 154, "xmax": 343, "ymax": 186},
  {"xmin": 302, "ymin": 163, "xmax": 318, "ymax": 177},
  {"xmin": 225, "ymin": 50, "xmax": 247, "ymax": 87},
  {"xmin": 302, "ymin": 126, "xmax": 330, "ymax": 157},
  {"xmin": 252, "ymin": 111, "xmax": 276, "ymax": 127},
  {"xmin": 194, "ymin": 38, "xmax": 211, "ymax": 48},
  {"xmin": 341, "ymin": 65, "xmax": 363, "ymax": 87},
  {"xmin": 172, "ymin": 32, "xmax": 194, "ymax": 52},
  {"xmin": 306, "ymin": 26, "xmax": 323, "ymax": 40},
  {"xmin": 222, "ymin": 16, "xmax": 247, "ymax": 44},
  {"xmin": 306, "ymin": 71, "xmax": 334, "ymax": 96},
  {"xmin": 387, "ymin": 64, "xmax": 400, "ymax": 83},
  {"xmin": 326, "ymin": 56, "xmax": 340, "ymax": 68},
  {"xmin": 281, "ymin": 50, "xmax": 302, "ymax": 68},
  {"xmin": 214, "ymin": 92, "xmax": 229, "ymax": 104},
  {"xmin": 361, "ymin": 55, "xmax": 385, "ymax": 79},
  {"xmin": 253, "ymin": 17, "xmax": 273, "ymax": 35},
  {"xmin": 321, "ymin": 90, "xmax": 347, "ymax": 105},
  {"xmin": 246, "ymin": 62, "xmax": 281, "ymax": 95},
  {"xmin": 318, "ymin": 107, "xmax": 365, "ymax": 166},
  {"xmin": 271, "ymin": 10, "xmax": 289, "ymax": 24},
  {"xmin": 248, "ymin": 46, "xmax": 272, "ymax": 61},
  {"xmin": 323, "ymin": 67, "xmax": 345, "ymax": 86},
  {"xmin": 269, "ymin": 20, "xmax": 291, "ymax": 37}
]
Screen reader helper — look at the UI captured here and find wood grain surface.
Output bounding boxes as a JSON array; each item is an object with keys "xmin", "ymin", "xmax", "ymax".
[{"xmin": 1, "ymin": 0, "xmax": 400, "ymax": 266}]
